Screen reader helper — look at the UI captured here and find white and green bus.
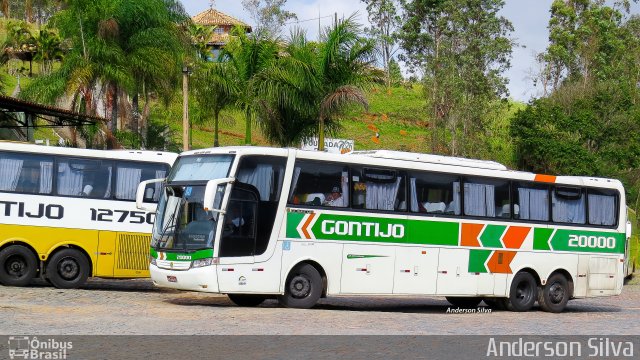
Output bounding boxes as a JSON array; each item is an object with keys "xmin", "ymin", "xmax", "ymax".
[{"xmin": 139, "ymin": 146, "xmax": 629, "ymax": 312}]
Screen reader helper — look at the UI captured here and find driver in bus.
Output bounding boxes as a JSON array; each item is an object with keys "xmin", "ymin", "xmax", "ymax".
[
  {"xmin": 223, "ymin": 205, "xmax": 245, "ymax": 235},
  {"xmin": 323, "ymin": 186, "xmax": 344, "ymax": 207}
]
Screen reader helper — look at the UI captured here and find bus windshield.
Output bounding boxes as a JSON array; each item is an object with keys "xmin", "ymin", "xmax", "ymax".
[
  {"xmin": 168, "ymin": 154, "xmax": 234, "ymax": 182},
  {"xmin": 151, "ymin": 185, "xmax": 221, "ymax": 251}
]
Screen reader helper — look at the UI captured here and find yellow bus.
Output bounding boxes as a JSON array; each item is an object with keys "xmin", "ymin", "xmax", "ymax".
[{"xmin": 0, "ymin": 142, "xmax": 177, "ymax": 288}]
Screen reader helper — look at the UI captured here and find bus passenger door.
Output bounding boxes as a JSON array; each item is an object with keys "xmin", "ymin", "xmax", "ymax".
[
  {"xmin": 341, "ymin": 244, "xmax": 395, "ymax": 294},
  {"xmin": 217, "ymin": 185, "xmax": 281, "ymax": 293}
]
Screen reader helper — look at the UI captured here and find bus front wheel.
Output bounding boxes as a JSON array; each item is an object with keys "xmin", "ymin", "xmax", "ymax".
[
  {"xmin": 46, "ymin": 248, "xmax": 90, "ymax": 289},
  {"xmin": 538, "ymin": 273, "xmax": 570, "ymax": 313},
  {"xmin": 505, "ymin": 271, "xmax": 537, "ymax": 312},
  {"xmin": 0, "ymin": 245, "xmax": 37, "ymax": 286},
  {"xmin": 278, "ymin": 263, "xmax": 322, "ymax": 309}
]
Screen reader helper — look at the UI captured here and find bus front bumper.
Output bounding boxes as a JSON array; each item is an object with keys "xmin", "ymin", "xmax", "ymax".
[{"xmin": 150, "ymin": 264, "xmax": 219, "ymax": 293}]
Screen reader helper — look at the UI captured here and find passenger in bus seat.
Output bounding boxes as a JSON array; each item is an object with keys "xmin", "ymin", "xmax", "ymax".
[{"xmin": 323, "ymin": 186, "xmax": 344, "ymax": 207}]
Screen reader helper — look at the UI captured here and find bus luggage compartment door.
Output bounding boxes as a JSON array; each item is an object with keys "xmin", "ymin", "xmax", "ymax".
[{"xmin": 341, "ymin": 244, "xmax": 395, "ymax": 294}]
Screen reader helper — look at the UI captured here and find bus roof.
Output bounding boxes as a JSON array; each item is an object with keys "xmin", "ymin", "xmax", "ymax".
[
  {"xmin": 0, "ymin": 141, "xmax": 178, "ymax": 164},
  {"xmin": 350, "ymin": 150, "xmax": 508, "ymax": 170},
  {"xmin": 176, "ymin": 146, "xmax": 623, "ymax": 191}
]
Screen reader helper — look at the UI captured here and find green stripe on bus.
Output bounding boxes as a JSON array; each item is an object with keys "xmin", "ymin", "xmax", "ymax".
[
  {"xmin": 468, "ymin": 249, "xmax": 492, "ymax": 273},
  {"xmin": 533, "ymin": 228, "xmax": 553, "ymax": 251},
  {"xmin": 284, "ymin": 212, "xmax": 625, "ymax": 254},
  {"xmin": 549, "ymin": 229, "xmax": 625, "ymax": 254},
  {"xmin": 150, "ymin": 247, "xmax": 214, "ymax": 261},
  {"xmin": 479, "ymin": 225, "xmax": 506, "ymax": 248},
  {"xmin": 286, "ymin": 212, "xmax": 305, "ymax": 238}
]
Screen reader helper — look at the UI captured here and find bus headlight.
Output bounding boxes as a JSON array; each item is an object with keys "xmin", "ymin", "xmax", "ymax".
[
  {"xmin": 150, "ymin": 256, "xmax": 157, "ymax": 266},
  {"xmin": 191, "ymin": 258, "xmax": 213, "ymax": 268}
]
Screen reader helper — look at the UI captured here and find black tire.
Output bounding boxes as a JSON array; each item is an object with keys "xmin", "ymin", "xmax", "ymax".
[
  {"xmin": 46, "ymin": 248, "xmax": 90, "ymax": 289},
  {"xmin": 446, "ymin": 296, "xmax": 481, "ymax": 308},
  {"xmin": 228, "ymin": 294, "xmax": 266, "ymax": 307},
  {"xmin": 505, "ymin": 271, "xmax": 537, "ymax": 312},
  {"xmin": 538, "ymin": 273, "xmax": 570, "ymax": 313},
  {"xmin": 0, "ymin": 245, "xmax": 38, "ymax": 286},
  {"xmin": 277, "ymin": 263, "xmax": 323, "ymax": 309}
]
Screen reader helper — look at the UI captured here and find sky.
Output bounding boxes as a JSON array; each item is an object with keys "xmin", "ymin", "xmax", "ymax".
[{"xmin": 178, "ymin": 1, "xmax": 563, "ymax": 102}]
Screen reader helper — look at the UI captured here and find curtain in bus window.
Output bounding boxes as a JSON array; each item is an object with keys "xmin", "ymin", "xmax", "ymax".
[
  {"xmin": 102, "ymin": 167, "xmax": 112, "ymax": 198},
  {"xmin": 449, "ymin": 182, "xmax": 461, "ymax": 215},
  {"xmin": 116, "ymin": 167, "xmax": 142, "ymax": 200},
  {"xmin": 0, "ymin": 158, "xmax": 23, "ymax": 191},
  {"xmin": 238, "ymin": 164, "xmax": 272, "ymax": 201},
  {"xmin": 588, "ymin": 194, "xmax": 615, "ymax": 226},
  {"xmin": 39, "ymin": 161, "xmax": 53, "ymax": 194},
  {"xmin": 57, "ymin": 163, "xmax": 84, "ymax": 195},
  {"xmin": 153, "ymin": 170, "xmax": 166, "ymax": 201},
  {"xmin": 330, "ymin": 170, "xmax": 349, "ymax": 207},
  {"xmin": 518, "ymin": 188, "xmax": 549, "ymax": 221},
  {"xmin": 464, "ymin": 183, "xmax": 495, "ymax": 217},
  {"xmin": 365, "ymin": 176, "xmax": 400, "ymax": 211},
  {"xmin": 552, "ymin": 192, "xmax": 586, "ymax": 223},
  {"xmin": 409, "ymin": 178, "xmax": 419, "ymax": 212},
  {"xmin": 288, "ymin": 167, "xmax": 301, "ymax": 202}
]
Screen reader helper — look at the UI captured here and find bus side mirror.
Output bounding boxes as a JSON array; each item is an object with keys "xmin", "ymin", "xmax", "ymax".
[
  {"xmin": 136, "ymin": 178, "xmax": 166, "ymax": 211},
  {"xmin": 626, "ymin": 221, "xmax": 632, "ymax": 238},
  {"xmin": 203, "ymin": 177, "xmax": 235, "ymax": 213}
]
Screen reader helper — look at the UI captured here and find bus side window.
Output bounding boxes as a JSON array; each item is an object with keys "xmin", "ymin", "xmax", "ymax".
[
  {"xmin": 513, "ymin": 182, "xmax": 549, "ymax": 221},
  {"xmin": 552, "ymin": 186, "xmax": 586, "ymax": 224},
  {"xmin": 462, "ymin": 177, "xmax": 510, "ymax": 218},
  {"xmin": 588, "ymin": 188, "xmax": 617, "ymax": 226},
  {"xmin": 409, "ymin": 172, "xmax": 460, "ymax": 215},
  {"xmin": 57, "ymin": 157, "xmax": 103, "ymax": 198},
  {"xmin": 0, "ymin": 152, "xmax": 53, "ymax": 194},
  {"xmin": 288, "ymin": 161, "xmax": 348, "ymax": 208},
  {"xmin": 115, "ymin": 162, "xmax": 168, "ymax": 202},
  {"xmin": 353, "ymin": 167, "xmax": 404, "ymax": 211}
]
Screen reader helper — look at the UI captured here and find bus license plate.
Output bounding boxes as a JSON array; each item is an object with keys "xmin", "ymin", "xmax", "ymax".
[{"xmin": 167, "ymin": 276, "xmax": 177, "ymax": 283}]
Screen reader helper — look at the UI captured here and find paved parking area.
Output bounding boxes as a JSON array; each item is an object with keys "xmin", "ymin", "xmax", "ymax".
[{"xmin": 2, "ymin": 277, "xmax": 639, "ymax": 335}]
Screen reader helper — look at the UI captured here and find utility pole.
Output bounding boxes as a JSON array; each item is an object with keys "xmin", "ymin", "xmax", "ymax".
[{"xmin": 182, "ymin": 65, "xmax": 190, "ymax": 151}]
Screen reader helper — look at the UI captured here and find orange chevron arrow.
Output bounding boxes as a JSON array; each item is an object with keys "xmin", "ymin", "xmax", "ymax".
[
  {"xmin": 301, "ymin": 213, "xmax": 316, "ymax": 239},
  {"xmin": 486, "ymin": 250, "xmax": 517, "ymax": 273},
  {"xmin": 461, "ymin": 223, "xmax": 483, "ymax": 247},
  {"xmin": 502, "ymin": 226, "xmax": 530, "ymax": 249}
]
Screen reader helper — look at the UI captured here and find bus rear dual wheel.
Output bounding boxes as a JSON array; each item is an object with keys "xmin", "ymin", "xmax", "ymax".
[
  {"xmin": 45, "ymin": 248, "xmax": 90, "ymax": 289},
  {"xmin": 503, "ymin": 271, "xmax": 570, "ymax": 312},
  {"xmin": 0, "ymin": 245, "xmax": 38, "ymax": 286}
]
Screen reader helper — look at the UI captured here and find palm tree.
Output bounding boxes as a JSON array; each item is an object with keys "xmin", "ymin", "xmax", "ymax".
[
  {"xmin": 34, "ymin": 28, "xmax": 64, "ymax": 75},
  {"xmin": 221, "ymin": 28, "xmax": 279, "ymax": 145},
  {"xmin": 253, "ymin": 16, "xmax": 376, "ymax": 149},
  {"xmin": 116, "ymin": 0, "xmax": 189, "ymax": 138},
  {"xmin": 189, "ymin": 23, "xmax": 214, "ymax": 61},
  {"xmin": 192, "ymin": 61, "xmax": 237, "ymax": 147},
  {"xmin": 22, "ymin": 0, "xmax": 189, "ymax": 148}
]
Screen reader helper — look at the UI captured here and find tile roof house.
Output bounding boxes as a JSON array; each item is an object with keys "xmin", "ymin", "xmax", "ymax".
[{"xmin": 192, "ymin": 8, "xmax": 252, "ymax": 47}]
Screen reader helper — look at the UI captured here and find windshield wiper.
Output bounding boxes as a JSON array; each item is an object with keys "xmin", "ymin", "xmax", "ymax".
[{"xmin": 156, "ymin": 197, "xmax": 185, "ymax": 249}]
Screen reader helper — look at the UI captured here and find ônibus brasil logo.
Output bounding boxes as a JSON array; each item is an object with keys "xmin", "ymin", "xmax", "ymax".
[{"xmin": 7, "ymin": 336, "xmax": 72, "ymax": 360}]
